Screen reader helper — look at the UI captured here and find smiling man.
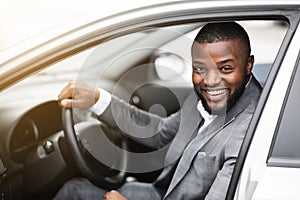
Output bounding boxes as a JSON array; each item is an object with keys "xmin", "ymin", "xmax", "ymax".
[
  {"xmin": 192, "ymin": 23, "xmax": 253, "ymax": 115},
  {"xmin": 54, "ymin": 22, "xmax": 262, "ymax": 200}
]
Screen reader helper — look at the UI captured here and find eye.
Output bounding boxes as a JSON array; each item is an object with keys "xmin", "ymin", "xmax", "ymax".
[
  {"xmin": 220, "ymin": 65, "xmax": 233, "ymax": 73},
  {"xmin": 193, "ymin": 66, "xmax": 206, "ymax": 74}
]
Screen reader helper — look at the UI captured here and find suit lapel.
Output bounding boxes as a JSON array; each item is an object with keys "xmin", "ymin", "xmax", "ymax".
[
  {"xmin": 164, "ymin": 114, "xmax": 228, "ymax": 199},
  {"xmin": 164, "ymin": 91, "xmax": 202, "ymax": 166}
]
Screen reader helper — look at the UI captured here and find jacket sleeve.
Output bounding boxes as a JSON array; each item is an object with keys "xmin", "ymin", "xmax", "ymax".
[{"xmin": 97, "ymin": 95, "xmax": 181, "ymax": 149}]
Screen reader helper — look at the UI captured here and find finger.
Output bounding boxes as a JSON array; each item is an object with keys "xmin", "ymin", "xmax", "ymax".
[
  {"xmin": 103, "ymin": 192, "xmax": 110, "ymax": 200},
  {"xmin": 58, "ymin": 81, "xmax": 76, "ymax": 100},
  {"xmin": 59, "ymin": 99, "xmax": 74, "ymax": 108}
]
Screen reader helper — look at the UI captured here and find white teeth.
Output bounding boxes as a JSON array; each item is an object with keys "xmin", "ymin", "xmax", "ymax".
[{"xmin": 207, "ymin": 90, "xmax": 226, "ymax": 96}]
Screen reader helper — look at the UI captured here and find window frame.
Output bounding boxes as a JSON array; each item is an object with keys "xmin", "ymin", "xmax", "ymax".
[{"xmin": 267, "ymin": 52, "xmax": 300, "ymax": 168}]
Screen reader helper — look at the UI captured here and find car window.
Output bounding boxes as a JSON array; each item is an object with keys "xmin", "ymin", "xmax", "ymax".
[
  {"xmin": 268, "ymin": 53, "xmax": 300, "ymax": 167},
  {"xmin": 153, "ymin": 20, "xmax": 287, "ymax": 86},
  {"xmin": 5, "ymin": 20, "xmax": 288, "ymax": 116},
  {"xmin": 13, "ymin": 20, "xmax": 287, "ymax": 90}
]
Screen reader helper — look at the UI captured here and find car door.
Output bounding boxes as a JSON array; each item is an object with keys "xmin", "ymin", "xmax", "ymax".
[{"xmin": 229, "ymin": 8, "xmax": 300, "ymax": 200}]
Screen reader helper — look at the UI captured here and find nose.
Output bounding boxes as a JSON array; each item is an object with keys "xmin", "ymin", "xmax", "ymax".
[{"xmin": 204, "ymin": 69, "xmax": 221, "ymax": 86}]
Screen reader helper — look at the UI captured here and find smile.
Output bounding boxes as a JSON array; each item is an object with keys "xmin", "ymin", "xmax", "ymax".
[{"xmin": 206, "ymin": 89, "xmax": 226, "ymax": 96}]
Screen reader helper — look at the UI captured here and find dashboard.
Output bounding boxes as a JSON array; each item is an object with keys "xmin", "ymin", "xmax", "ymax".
[
  {"xmin": 0, "ymin": 100, "xmax": 75, "ymax": 199},
  {"xmin": 9, "ymin": 101, "xmax": 62, "ymax": 163}
]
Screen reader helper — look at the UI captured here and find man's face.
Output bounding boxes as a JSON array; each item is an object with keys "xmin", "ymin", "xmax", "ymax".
[{"xmin": 192, "ymin": 39, "xmax": 253, "ymax": 114}]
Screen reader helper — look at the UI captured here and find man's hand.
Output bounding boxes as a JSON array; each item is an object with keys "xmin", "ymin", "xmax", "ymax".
[
  {"xmin": 58, "ymin": 80, "xmax": 100, "ymax": 109},
  {"xmin": 103, "ymin": 190, "xmax": 127, "ymax": 200}
]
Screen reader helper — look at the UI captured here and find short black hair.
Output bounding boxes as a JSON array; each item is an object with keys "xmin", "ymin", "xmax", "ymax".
[{"xmin": 194, "ymin": 22, "xmax": 251, "ymax": 56}]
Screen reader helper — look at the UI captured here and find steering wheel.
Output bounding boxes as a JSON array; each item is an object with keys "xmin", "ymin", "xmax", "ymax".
[{"xmin": 61, "ymin": 107, "xmax": 128, "ymax": 189}]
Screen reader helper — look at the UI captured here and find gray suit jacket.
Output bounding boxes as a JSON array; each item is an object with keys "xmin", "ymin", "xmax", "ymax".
[{"xmin": 99, "ymin": 76, "xmax": 262, "ymax": 200}]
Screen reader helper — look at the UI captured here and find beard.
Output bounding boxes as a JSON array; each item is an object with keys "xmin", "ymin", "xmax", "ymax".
[{"xmin": 195, "ymin": 74, "xmax": 249, "ymax": 115}]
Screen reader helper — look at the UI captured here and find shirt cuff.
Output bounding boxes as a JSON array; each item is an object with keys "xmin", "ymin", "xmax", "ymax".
[{"xmin": 91, "ymin": 88, "xmax": 112, "ymax": 116}]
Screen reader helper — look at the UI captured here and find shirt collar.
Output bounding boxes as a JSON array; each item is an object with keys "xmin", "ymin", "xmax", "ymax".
[{"xmin": 197, "ymin": 100, "xmax": 217, "ymax": 124}]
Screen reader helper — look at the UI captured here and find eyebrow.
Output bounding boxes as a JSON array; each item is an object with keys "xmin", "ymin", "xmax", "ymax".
[
  {"xmin": 192, "ymin": 61, "xmax": 205, "ymax": 65},
  {"xmin": 193, "ymin": 59, "xmax": 234, "ymax": 65},
  {"xmin": 217, "ymin": 59, "xmax": 234, "ymax": 65}
]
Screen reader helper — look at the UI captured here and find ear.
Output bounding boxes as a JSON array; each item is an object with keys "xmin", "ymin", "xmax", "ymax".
[{"xmin": 246, "ymin": 55, "xmax": 254, "ymax": 76}]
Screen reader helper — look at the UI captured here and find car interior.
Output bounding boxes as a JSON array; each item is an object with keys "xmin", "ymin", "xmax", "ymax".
[{"xmin": 0, "ymin": 20, "xmax": 288, "ymax": 199}]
